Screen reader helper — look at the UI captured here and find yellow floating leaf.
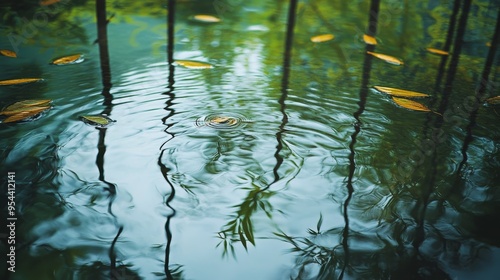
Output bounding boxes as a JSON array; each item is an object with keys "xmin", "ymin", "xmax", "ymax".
[
  {"xmin": 3, "ymin": 100, "xmax": 52, "ymax": 111},
  {"xmin": 392, "ymin": 97, "xmax": 431, "ymax": 112},
  {"xmin": 426, "ymin": 48, "xmax": 449, "ymax": 56},
  {"xmin": 192, "ymin": 14, "xmax": 221, "ymax": 23},
  {"xmin": 174, "ymin": 60, "xmax": 213, "ymax": 69},
  {"xmin": 80, "ymin": 115, "xmax": 114, "ymax": 126},
  {"xmin": 486, "ymin": 42, "xmax": 491, "ymax": 47},
  {"xmin": 311, "ymin": 34, "xmax": 335, "ymax": 43},
  {"xmin": 485, "ymin": 96, "xmax": 500, "ymax": 105},
  {"xmin": 363, "ymin": 34, "xmax": 377, "ymax": 45},
  {"xmin": 0, "ymin": 78, "xmax": 43, "ymax": 86},
  {"xmin": 366, "ymin": 51, "xmax": 404, "ymax": 65},
  {"xmin": 1, "ymin": 106, "xmax": 50, "ymax": 123},
  {"xmin": 0, "ymin": 49, "xmax": 17, "ymax": 58},
  {"xmin": 374, "ymin": 86, "xmax": 430, "ymax": 98},
  {"xmin": 51, "ymin": 54, "xmax": 84, "ymax": 65}
]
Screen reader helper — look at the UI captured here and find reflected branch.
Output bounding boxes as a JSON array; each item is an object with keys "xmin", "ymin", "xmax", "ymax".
[
  {"xmin": 96, "ymin": 0, "xmax": 112, "ymax": 88},
  {"xmin": 456, "ymin": 7, "xmax": 500, "ymax": 176},
  {"xmin": 95, "ymin": 2, "xmax": 122, "ymax": 279},
  {"xmin": 109, "ymin": 225, "xmax": 124, "ymax": 280},
  {"xmin": 167, "ymin": 0, "xmax": 175, "ymax": 65},
  {"xmin": 274, "ymin": 0, "xmax": 298, "ymax": 186},
  {"xmin": 216, "ymin": 0, "xmax": 298, "ymax": 256},
  {"xmin": 438, "ymin": 0, "xmax": 472, "ymax": 115},
  {"xmin": 159, "ymin": 1, "xmax": 178, "ymax": 278},
  {"xmin": 340, "ymin": 1, "xmax": 379, "ymax": 279},
  {"xmin": 434, "ymin": 0, "xmax": 461, "ymax": 89},
  {"xmin": 158, "ymin": 150, "xmax": 177, "ymax": 280}
]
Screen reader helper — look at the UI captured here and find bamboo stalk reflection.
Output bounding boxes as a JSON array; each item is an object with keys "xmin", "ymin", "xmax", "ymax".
[
  {"xmin": 455, "ymin": 7, "xmax": 500, "ymax": 185},
  {"xmin": 159, "ymin": 0, "xmax": 179, "ymax": 278},
  {"xmin": 95, "ymin": 0, "xmax": 125, "ymax": 278},
  {"xmin": 216, "ymin": 0, "xmax": 297, "ymax": 256}
]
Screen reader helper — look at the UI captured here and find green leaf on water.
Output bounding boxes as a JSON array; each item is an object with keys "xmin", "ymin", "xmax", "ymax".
[
  {"xmin": 80, "ymin": 115, "xmax": 114, "ymax": 126},
  {"xmin": 242, "ymin": 218, "xmax": 255, "ymax": 245},
  {"xmin": 316, "ymin": 213, "xmax": 323, "ymax": 232},
  {"xmin": 239, "ymin": 230, "xmax": 247, "ymax": 250}
]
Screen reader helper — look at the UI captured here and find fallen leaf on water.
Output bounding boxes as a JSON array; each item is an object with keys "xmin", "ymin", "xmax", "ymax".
[
  {"xmin": 191, "ymin": 14, "xmax": 221, "ymax": 23},
  {"xmin": 1, "ymin": 106, "xmax": 50, "ymax": 123},
  {"xmin": 363, "ymin": 34, "xmax": 377, "ymax": 45},
  {"xmin": 367, "ymin": 51, "xmax": 404, "ymax": 65},
  {"xmin": 80, "ymin": 115, "xmax": 115, "ymax": 127},
  {"xmin": 3, "ymin": 100, "xmax": 52, "ymax": 112},
  {"xmin": 311, "ymin": 34, "xmax": 334, "ymax": 43},
  {"xmin": 392, "ymin": 97, "xmax": 431, "ymax": 112},
  {"xmin": 1, "ymin": 105, "xmax": 52, "ymax": 116},
  {"xmin": 0, "ymin": 78, "xmax": 43, "ymax": 86},
  {"xmin": 374, "ymin": 86, "xmax": 430, "ymax": 98},
  {"xmin": 485, "ymin": 96, "xmax": 500, "ymax": 105},
  {"xmin": 426, "ymin": 48, "xmax": 449, "ymax": 56},
  {"xmin": 174, "ymin": 60, "xmax": 213, "ymax": 69},
  {"xmin": 486, "ymin": 42, "xmax": 491, "ymax": 47},
  {"xmin": 40, "ymin": 0, "xmax": 60, "ymax": 6},
  {"xmin": 51, "ymin": 54, "xmax": 84, "ymax": 65},
  {"xmin": 0, "ymin": 49, "xmax": 17, "ymax": 58}
]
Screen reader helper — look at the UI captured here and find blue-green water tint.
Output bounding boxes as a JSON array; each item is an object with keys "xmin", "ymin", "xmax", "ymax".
[{"xmin": 1, "ymin": 0, "xmax": 500, "ymax": 279}]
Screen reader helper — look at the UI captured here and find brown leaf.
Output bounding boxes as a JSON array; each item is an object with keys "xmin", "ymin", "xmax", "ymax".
[
  {"xmin": 0, "ymin": 49, "xmax": 17, "ymax": 58},
  {"xmin": 1, "ymin": 106, "xmax": 50, "ymax": 123},
  {"xmin": 51, "ymin": 54, "xmax": 84, "ymax": 65},
  {"xmin": 367, "ymin": 51, "xmax": 404, "ymax": 65},
  {"xmin": 311, "ymin": 34, "xmax": 335, "ymax": 43},
  {"xmin": 392, "ymin": 97, "xmax": 431, "ymax": 112},
  {"xmin": 486, "ymin": 96, "xmax": 500, "ymax": 105},
  {"xmin": 363, "ymin": 34, "xmax": 377, "ymax": 45},
  {"xmin": 0, "ymin": 78, "xmax": 43, "ymax": 86},
  {"xmin": 374, "ymin": 86, "xmax": 430, "ymax": 98},
  {"xmin": 426, "ymin": 48, "xmax": 449, "ymax": 56},
  {"xmin": 3, "ymin": 100, "xmax": 52, "ymax": 112},
  {"xmin": 1, "ymin": 105, "xmax": 52, "ymax": 116}
]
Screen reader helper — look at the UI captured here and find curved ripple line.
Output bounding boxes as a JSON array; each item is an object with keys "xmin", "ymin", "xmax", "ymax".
[{"xmin": 195, "ymin": 112, "xmax": 251, "ymax": 130}]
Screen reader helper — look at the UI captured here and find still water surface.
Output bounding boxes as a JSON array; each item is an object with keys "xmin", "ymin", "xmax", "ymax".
[{"xmin": 1, "ymin": 0, "xmax": 500, "ymax": 279}]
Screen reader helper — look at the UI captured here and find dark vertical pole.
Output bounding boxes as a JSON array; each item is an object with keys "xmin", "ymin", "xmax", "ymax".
[
  {"xmin": 96, "ymin": 0, "xmax": 112, "ymax": 89},
  {"xmin": 273, "ymin": 0, "xmax": 297, "ymax": 186},
  {"xmin": 457, "ymin": 7, "xmax": 500, "ymax": 172},
  {"xmin": 167, "ymin": 0, "xmax": 175, "ymax": 66},
  {"xmin": 162, "ymin": 1, "xmax": 177, "ymax": 279},
  {"xmin": 96, "ymin": 2, "xmax": 118, "ymax": 278},
  {"xmin": 367, "ymin": 0, "xmax": 380, "ymax": 36},
  {"xmin": 340, "ymin": 1, "xmax": 379, "ymax": 279},
  {"xmin": 434, "ymin": 0, "xmax": 462, "ymax": 89},
  {"xmin": 438, "ymin": 0, "xmax": 472, "ymax": 115}
]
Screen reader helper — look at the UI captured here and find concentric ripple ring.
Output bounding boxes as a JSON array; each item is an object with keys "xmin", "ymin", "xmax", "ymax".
[{"xmin": 196, "ymin": 112, "xmax": 250, "ymax": 129}]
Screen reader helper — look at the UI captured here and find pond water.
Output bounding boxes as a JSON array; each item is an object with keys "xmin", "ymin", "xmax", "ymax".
[{"xmin": 1, "ymin": 0, "xmax": 500, "ymax": 279}]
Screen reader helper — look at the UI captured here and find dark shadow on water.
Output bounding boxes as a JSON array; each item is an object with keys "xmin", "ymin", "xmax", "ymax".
[
  {"xmin": 456, "ymin": 7, "xmax": 500, "ymax": 175},
  {"xmin": 95, "ymin": 0, "xmax": 126, "ymax": 278},
  {"xmin": 339, "ymin": 1, "xmax": 379, "ymax": 279},
  {"xmin": 158, "ymin": 1, "xmax": 180, "ymax": 279},
  {"xmin": 215, "ymin": 0, "xmax": 297, "ymax": 257},
  {"xmin": 438, "ymin": 0, "xmax": 472, "ymax": 116},
  {"xmin": 433, "ymin": 0, "xmax": 461, "ymax": 90}
]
